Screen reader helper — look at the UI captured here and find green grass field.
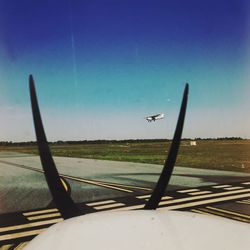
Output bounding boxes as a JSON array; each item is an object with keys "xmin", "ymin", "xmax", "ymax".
[{"xmin": 1, "ymin": 140, "xmax": 250, "ymax": 173}]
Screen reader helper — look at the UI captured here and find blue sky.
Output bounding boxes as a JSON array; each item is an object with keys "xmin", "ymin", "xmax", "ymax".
[{"xmin": 0, "ymin": 0, "xmax": 249, "ymax": 141}]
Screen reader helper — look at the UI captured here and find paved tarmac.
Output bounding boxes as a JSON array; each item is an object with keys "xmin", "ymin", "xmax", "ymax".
[
  {"xmin": 0, "ymin": 152, "xmax": 250, "ymax": 248},
  {"xmin": 0, "ymin": 152, "xmax": 249, "ymax": 214}
]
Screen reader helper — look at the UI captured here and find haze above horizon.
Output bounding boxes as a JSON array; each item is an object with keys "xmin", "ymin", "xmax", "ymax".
[{"xmin": 0, "ymin": 0, "xmax": 249, "ymax": 141}]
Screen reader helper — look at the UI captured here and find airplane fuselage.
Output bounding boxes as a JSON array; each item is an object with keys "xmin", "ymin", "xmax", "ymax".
[{"xmin": 145, "ymin": 113, "xmax": 164, "ymax": 122}]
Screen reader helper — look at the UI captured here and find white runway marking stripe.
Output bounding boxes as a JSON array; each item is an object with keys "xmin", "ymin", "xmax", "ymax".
[
  {"xmin": 188, "ymin": 191, "xmax": 212, "ymax": 196},
  {"xmin": 86, "ymin": 200, "xmax": 115, "ymax": 206},
  {"xmin": 94, "ymin": 203, "xmax": 125, "ymax": 210},
  {"xmin": 136, "ymin": 194, "xmax": 151, "ymax": 199},
  {"xmin": 212, "ymin": 184, "xmax": 231, "ymax": 188},
  {"xmin": 178, "ymin": 188, "xmax": 200, "ymax": 193},
  {"xmin": 160, "ymin": 196, "xmax": 173, "ymax": 201},
  {"xmin": 27, "ymin": 212, "xmax": 61, "ymax": 221},
  {"xmin": 0, "ymin": 229, "xmax": 45, "ymax": 241},
  {"xmin": 224, "ymin": 186, "xmax": 244, "ymax": 190},
  {"xmin": 0, "ymin": 218, "xmax": 63, "ymax": 233},
  {"xmin": 23, "ymin": 208, "xmax": 58, "ymax": 216},
  {"xmin": 242, "ymin": 182, "xmax": 250, "ymax": 185}
]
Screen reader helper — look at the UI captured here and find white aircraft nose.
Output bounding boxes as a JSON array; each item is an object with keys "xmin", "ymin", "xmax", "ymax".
[{"xmin": 23, "ymin": 210, "xmax": 250, "ymax": 250}]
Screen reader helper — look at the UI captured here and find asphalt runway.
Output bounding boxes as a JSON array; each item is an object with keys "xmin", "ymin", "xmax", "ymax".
[
  {"xmin": 0, "ymin": 152, "xmax": 250, "ymax": 248},
  {"xmin": 0, "ymin": 152, "xmax": 250, "ymax": 214}
]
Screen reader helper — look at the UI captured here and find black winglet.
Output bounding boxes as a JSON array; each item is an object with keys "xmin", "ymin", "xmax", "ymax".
[
  {"xmin": 29, "ymin": 74, "xmax": 83, "ymax": 219},
  {"xmin": 144, "ymin": 83, "xmax": 189, "ymax": 209}
]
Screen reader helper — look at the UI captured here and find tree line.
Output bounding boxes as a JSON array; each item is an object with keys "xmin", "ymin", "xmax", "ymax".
[{"xmin": 0, "ymin": 137, "xmax": 244, "ymax": 146}]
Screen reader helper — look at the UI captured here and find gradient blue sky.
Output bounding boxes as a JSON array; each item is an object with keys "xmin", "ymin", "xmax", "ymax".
[{"xmin": 0, "ymin": 0, "xmax": 249, "ymax": 141}]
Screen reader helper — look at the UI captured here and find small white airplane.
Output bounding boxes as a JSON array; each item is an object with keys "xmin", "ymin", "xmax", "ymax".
[{"xmin": 145, "ymin": 113, "xmax": 164, "ymax": 122}]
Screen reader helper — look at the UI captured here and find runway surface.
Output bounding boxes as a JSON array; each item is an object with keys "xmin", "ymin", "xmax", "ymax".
[{"xmin": 0, "ymin": 152, "xmax": 249, "ymax": 248}]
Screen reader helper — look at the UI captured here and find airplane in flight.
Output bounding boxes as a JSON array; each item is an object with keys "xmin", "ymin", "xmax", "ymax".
[
  {"xmin": 23, "ymin": 76, "xmax": 250, "ymax": 250},
  {"xmin": 145, "ymin": 113, "xmax": 165, "ymax": 122}
]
